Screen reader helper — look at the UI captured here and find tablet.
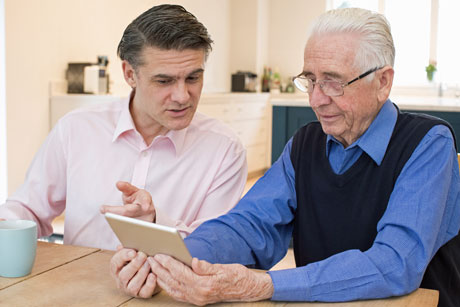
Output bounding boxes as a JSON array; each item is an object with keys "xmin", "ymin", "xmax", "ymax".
[{"xmin": 104, "ymin": 212, "xmax": 193, "ymax": 267}]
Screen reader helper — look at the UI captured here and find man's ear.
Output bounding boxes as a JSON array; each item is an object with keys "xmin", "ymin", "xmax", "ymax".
[
  {"xmin": 122, "ymin": 60, "xmax": 137, "ymax": 89},
  {"xmin": 376, "ymin": 66, "xmax": 394, "ymax": 103}
]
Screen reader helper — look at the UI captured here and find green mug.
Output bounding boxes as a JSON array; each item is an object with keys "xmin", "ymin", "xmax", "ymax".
[{"xmin": 0, "ymin": 220, "xmax": 37, "ymax": 278}]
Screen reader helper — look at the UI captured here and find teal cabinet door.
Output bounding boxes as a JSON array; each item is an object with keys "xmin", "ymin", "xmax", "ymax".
[
  {"xmin": 271, "ymin": 106, "xmax": 460, "ymax": 165},
  {"xmin": 272, "ymin": 106, "xmax": 317, "ymax": 164}
]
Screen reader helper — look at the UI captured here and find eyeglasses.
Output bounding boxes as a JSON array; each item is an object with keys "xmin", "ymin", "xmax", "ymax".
[{"xmin": 292, "ymin": 67, "xmax": 382, "ymax": 97}]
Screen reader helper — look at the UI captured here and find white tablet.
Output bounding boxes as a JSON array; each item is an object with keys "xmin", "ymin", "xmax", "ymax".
[{"xmin": 105, "ymin": 212, "xmax": 193, "ymax": 266}]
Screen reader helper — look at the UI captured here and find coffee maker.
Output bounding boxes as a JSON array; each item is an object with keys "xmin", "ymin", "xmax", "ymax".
[{"xmin": 66, "ymin": 56, "xmax": 109, "ymax": 94}]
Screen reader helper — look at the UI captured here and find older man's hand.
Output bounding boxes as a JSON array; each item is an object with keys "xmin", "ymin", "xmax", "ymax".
[
  {"xmin": 109, "ymin": 247, "xmax": 160, "ymax": 298},
  {"xmin": 148, "ymin": 255, "xmax": 274, "ymax": 306},
  {"xmin": 100, "ymin": 181, "xmax": 156, "ymax": 222}
]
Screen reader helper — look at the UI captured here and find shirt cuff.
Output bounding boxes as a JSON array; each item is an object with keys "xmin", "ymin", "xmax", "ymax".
[{"xmin": 268, "ymin": 267, "xmax": 311, "ymax": 301}]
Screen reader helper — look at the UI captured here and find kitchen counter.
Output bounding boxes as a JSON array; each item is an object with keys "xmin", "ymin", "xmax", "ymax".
[
  {"xmin": 52, "ymin": 92, "xmax": 460, "ymax": 111},
  {"xmin": 270, "ymin": 93, "xmax": 460, "ymax": 111},
  {"xmin": 391, "ymin": 95, "xmax": 460, "ymax": 112},
  {"xmin": 270, "ymin": 93, "xmax": 460, "ymax": 163}
]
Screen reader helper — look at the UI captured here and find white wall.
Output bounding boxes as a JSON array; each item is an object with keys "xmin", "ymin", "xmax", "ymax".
[
  {"xmin": 229, "ymin": 0, "xmax": 271, "ymax": 83},
  {"xmin": 268, "ymin": 0, "xmax": 326, "ymax": 81},
  {"xmin": 0, "ymin": 0, "xmax": 6, "ymax": 202},
  {"xmin": 230, "ymin": 0, "xmax": 259, "ymax": 74},
  {"xmin": 4, "ymin": 0, "xmax": 326, "ymax": 195},
  {"xmin": 256, "ymin": 0, "xmax": 270, "ymax": 77},
  {"xmin": 228, "ymin": 0, "xmax": 326, "ymax": 87}
]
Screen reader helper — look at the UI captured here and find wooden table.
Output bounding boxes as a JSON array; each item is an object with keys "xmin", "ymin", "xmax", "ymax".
[{"xmin": 0, "ymin": 242, "xmax": 439, "ymax": 306}]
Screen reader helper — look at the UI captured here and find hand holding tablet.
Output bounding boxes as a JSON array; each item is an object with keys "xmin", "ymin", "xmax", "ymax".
[{"xmin": 105, "ymin": 212, "xmax": 193, "ymax": 266}]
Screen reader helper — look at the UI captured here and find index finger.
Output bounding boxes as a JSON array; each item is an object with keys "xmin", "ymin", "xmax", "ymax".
[
  {"xmin": 116, "ymin": 181, "xmax": 139, "ymax": 197},
  {"xmin": 100, "ymin": 204, "xmax": 142, "ymax": 217},
  {"xmin": 151, "ymin": 254, "xmax": 193, "ymax": 279},
  {"xmin": 110, "ymin": 248, "xmax": 137, "ymax": 277}
]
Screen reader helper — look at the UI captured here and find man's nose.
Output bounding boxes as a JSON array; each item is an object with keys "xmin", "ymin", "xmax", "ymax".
[
  {"xmin": 309, "ymin": 84, "xmax": 331, "ymax": 108},
  {"xmin": 171, "ymin": 81, "xmax": 190, "ymax": 104}
]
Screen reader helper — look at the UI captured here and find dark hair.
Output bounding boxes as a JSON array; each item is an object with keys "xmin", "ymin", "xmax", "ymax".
[{"xmin": 117, "ymin": 4, "xmax": 213, "ymax": 68}]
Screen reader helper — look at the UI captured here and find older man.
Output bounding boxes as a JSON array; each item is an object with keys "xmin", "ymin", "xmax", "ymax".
[
  {"xmin": 0, "ymin": 5, "xmax": 247, "ymax": 249},
  {"xmin": 111, "ymin": 8, "xmax": 460, "ymax": 307}
]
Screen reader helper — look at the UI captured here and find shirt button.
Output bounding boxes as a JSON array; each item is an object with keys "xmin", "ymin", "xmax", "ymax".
[{"xmin": 142, "ymin": 151, "xmax": 148, "ymax": 157}]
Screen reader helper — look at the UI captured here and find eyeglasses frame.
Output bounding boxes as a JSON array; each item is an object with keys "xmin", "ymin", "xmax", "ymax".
[{"xmin": 292, "ymin": 66, "xmax": 383, "ymax": 97}]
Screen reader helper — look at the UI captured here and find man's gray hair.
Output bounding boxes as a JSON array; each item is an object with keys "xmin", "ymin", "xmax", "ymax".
[
  {"xmin": 117, "ymin": 4, "xmax": 213, "ymax": 69},
  {"xmin": 309, "ymin": 8, "xmax": 395, "ymax": 71}
]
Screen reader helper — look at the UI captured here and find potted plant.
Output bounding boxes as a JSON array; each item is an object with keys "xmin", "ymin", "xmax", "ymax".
[{"xmin": 425, "ymin": 60, "xmax": 437, "ymax": 82}]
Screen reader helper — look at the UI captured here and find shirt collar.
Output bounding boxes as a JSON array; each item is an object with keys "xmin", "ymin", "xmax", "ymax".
[
  {"xmin": 112, "ymin": 95, "xmax": 135, "ymax": 143},
  {"xmin": 164, "ymin": 126, "xmax": 188, "ymax": 156},
  {"xmin": 326, "ymin": 99, "xmax": 397, "ymax": 165},
  {"xmin": 112, "ymin": 91, "xmax": 188, "ymax": 156}
]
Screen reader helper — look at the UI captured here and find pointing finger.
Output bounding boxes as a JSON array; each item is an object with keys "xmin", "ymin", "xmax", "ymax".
[
  {"xmin": 100, "ymin": 204, "xmax": 142, "ymax": 217},
  {"xmin": 116, "ymin": 181, "xmax": 139, "ymax": 197}
]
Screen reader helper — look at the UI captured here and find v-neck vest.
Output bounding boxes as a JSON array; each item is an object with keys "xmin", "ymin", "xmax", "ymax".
[{"xmin": 290, "ymin": 111, "xmax": 459, "ymax": 307}]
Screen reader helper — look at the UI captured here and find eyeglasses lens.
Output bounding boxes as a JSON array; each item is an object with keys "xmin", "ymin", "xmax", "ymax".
[
  {"xmin": 293, "ymin": 78, "xmax": 308, "ymax": 93},
  {"xmin": 293, "ymin": 77, "xmax": 344, "ymax": 96}
]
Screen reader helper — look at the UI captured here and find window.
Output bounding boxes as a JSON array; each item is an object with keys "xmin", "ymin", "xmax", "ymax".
[
  {"xmin": 437, "ymin": 0, "xmax": 460, "ymax": 87},
  {"xmin": 0, "ymin": 0, "xmax": 7, "ymax": 203},
  {"xmin": 329, "ymin": 0, "xmax": 457, "ymax": 88},
  {"xmin": 384, "ymin": 0, "xmax": 431, "ymax": 86}
]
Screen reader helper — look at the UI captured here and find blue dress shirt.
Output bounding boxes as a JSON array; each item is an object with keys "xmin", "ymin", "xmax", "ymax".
[{"xmin": 185, "ymin": 100, "xmax": 460, "ymax": 302}]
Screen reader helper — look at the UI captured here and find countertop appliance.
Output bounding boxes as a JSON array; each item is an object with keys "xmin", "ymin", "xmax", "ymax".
[
  {"xmin": 66, "ymin": 63, "xmax": 92, "ymax": 93},
  {"xmin": 231, "ymin": 71, "xmax": 257, "ymax": 92}
]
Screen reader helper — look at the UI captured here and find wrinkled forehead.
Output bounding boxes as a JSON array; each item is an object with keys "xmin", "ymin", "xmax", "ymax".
[{"xmin": 303, "ymin": 33, "xmax": 361, "ymax": 76}]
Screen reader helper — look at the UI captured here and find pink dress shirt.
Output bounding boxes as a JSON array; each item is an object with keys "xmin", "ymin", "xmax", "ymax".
[{"xmin": 0, "ymin": 99, "xmax": 247, "ymax": 250}]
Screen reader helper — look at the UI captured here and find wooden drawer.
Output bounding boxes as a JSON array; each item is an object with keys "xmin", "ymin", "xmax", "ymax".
[
  {"xmin": 197, "ymin": 104, "xmax": 233, "ymax": 124},
  {"xmin": 232, "ymin": 119, "xmax": 267, "ymax": 147},
  {"xmin": 233, "ymin": 102, "xmax": 268, "ymax": 120}
]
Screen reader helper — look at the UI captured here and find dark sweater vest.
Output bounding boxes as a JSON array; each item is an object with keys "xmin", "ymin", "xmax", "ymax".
[{"xmin": 290, "ymin": 111, "xmax": 460, "ymax": 307}]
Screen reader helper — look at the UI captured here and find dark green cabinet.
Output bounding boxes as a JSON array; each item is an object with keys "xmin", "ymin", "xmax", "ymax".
[{"xmin": 271, "ymin": 106, "xmax": 460, "ymax": 164}]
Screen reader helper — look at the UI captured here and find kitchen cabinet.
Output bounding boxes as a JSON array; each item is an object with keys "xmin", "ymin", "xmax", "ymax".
[
  {"xmin": 198, "ymin": 93, "xmax": 271, "ymax": 174},
  {"xmin": 270, "ymin": 96, "xmax": 460, "ymax": 164},
  {"xmin": 272, "ymin": 105, "xmax": 316, "ymax": 164},
  {"xmin": 50, "ymin": 93, "xmax": 272, "ymax": 175}
]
